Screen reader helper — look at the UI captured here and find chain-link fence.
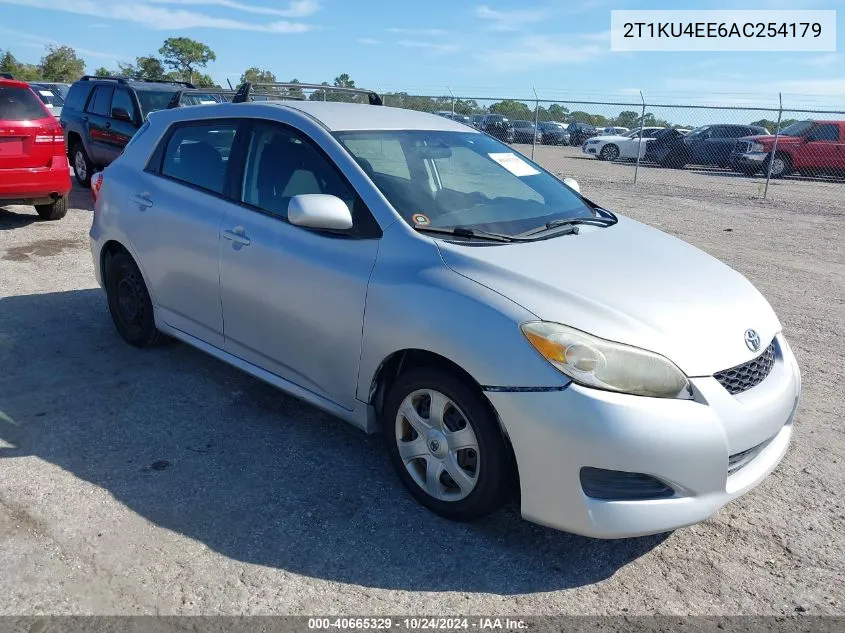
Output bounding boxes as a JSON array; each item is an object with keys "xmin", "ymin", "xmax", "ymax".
[{"xmin": 374, "ymin": 91, "xmax": 844, "ymax": 207}]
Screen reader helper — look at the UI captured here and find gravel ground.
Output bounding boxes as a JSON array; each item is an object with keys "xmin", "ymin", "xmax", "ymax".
[{"xmin": 0, "ymin": 150, "xmax": 843, "ymax": 616}]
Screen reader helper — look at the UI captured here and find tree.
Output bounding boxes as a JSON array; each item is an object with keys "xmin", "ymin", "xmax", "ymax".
[
  {"xmin": 39, "ymin": 45, "xmax": 85, "ymax": 81},
  {"xmin": 192, "ymin": 73, "xmax": 217, "ymax": 88},
  {"xmin": 240, "ymin": 67, "xmax": 276, "ymax": 85},
  {"xmin": 286, "ymin": 78, "xmax": 305, "ymax": 99},
  {"xmin": 333, "ymin": 73, "xmax": 355, "ymax": 88},
  {"xmin": 614, "ymin": 110, "xmax": 641, "ymax": 129},
  {"xmin": 569, "ymin": 110, "xmax": 608, "ymax": 126},
  {"xmin": 117, "ymin": 56, "xmax": 166, "ymax": 80},
  {"xmin": 158, "ymin": 37, "xmax": 215, "ymax": 84},
  {"xmin": 489, "ymin": 99, "xmax": 533, "ymax": 120},
  {"xmin": 92, "ymin": 66, "xmax": 115, "ymax": 77}
]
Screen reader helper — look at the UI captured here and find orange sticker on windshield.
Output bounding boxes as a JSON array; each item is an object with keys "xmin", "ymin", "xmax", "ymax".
[{"xmin": 412, "ymin": 213, "xmax": 430, "ymax": 226}]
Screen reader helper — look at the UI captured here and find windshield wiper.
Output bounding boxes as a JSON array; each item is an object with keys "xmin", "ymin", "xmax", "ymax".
[
  {"xmin": 519, "ymin": 216, "xmax": 616, "ymax": 238},
  {"xmin": 412, "ymin": 225, "xmax": 528, "ymax": 243}
]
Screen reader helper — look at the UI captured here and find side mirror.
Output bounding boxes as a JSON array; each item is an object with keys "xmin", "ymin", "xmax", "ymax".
[
  {"xmin": 563, "ymin": 177, "xmax": 580, "ymax": 194},
  {"xmin": 288, "ymin": 194, "xmax": 353, "ymax": 231},
  {"xmin": 112, "ymin": 107, "xmax": 132, "ymax": 122}
]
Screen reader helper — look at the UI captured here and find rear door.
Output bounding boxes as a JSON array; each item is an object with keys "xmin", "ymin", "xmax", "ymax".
[
  {"xmin": 84, "ymin": 85, "xmax": 114, "ymax": 163},
  {"xmin": 0, "ymin": 84, "xmax": 54, "ymax": 172}
]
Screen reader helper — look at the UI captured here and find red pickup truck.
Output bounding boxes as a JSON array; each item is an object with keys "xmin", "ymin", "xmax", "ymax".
[{"xmin": 730, "ymin": 120, "xmax": 845, "ymax": 178}]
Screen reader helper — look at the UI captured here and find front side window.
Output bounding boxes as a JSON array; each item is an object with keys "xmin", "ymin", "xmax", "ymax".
[
  {"xmin": 111, "ymin": 89, "xmax": 137, "ymax": 121},
  {"xmin": 160, "ymin": 122, "xmax": 238, "ymax": 194},
  {"xmin": 240, "ymin": 123, "xmax": 356, "ymax": 218},
  {"xmin": 778, "ymin": 120, "xmax": 814, "ymax": 137},
  {"xmin": 87, "ymin": 86, "xmax": 113, "ymax": 116},
  {"xmin": 335, "ymin": 130, "xmax": 595, "ymax": 237},
  {"xmin": 808, "ymin": 124, "xmax": 839, "ymax": 142}
]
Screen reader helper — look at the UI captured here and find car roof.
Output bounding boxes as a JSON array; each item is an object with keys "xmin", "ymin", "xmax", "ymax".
[
  {"xmin": 151, "ymin": 100, "xmax": 476, "ymax": 133},
  {"xmin": 0, "ymin": 78, "xmax": 32, "ymax": 89}
]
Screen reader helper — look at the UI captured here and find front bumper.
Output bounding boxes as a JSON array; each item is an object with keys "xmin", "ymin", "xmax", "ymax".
[
  {"xmin": 0, "ymin": 159, "xmax": 72, "ymax": 203},
  {"xmin": 487, "ymin": 332, "xmax": 801, "ymax": 538},
  {"xmin": 730, "ymin": 151, "xmax": 768, "ymax": 172},
  {"xmin": 582, "ymin": 143, "xmax": 599, "ymax": 155}
]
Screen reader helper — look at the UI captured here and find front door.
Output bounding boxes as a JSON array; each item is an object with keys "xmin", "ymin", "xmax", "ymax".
[
  {"xmin": 795, "ymin": 123, "xmax": 842, "ymax": 171},
  {"xmin": 100, "ymin": 87, "xmax": 140, "ymax": 163},
  {"xmin": 218, "ymin": 121, "xmax": 380, "ymax": 409}
]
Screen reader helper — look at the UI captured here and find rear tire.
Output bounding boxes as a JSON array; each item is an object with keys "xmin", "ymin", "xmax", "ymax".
[
  {"xmin": 35, "ymin": 196, "xmax": 68, "ymax": 221},
  {"xmin": 105, "ymin": 251, "xmax": 166, "ymax": 348},
  {"xmin": 72, "ymin": 143, "xmax": 93, "ymax": 188},
  {"xmin": 383, "ymin": 367, "xmax": 511, "ymax": 522}
]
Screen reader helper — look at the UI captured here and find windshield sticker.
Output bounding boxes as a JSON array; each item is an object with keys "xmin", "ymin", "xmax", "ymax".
[
  {"xmin": 488, "ymin": 152, "xmax": 540, "ymax": 177},
  {"xmin": 412, "ymin": 213, "xmax": 430, "ymax": 226},
  {"xmin": 38, "ymin": 90, "xmax": 54, "ymax": 97},
  {"xmin": 199, "ymin": 99, "xmax": 216, "ymax": 104}
]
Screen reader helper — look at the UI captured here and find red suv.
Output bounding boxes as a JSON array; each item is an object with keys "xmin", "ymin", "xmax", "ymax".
[{"xmin": 0, "ymin": 78, "xmax": 71, "ymax": 220}]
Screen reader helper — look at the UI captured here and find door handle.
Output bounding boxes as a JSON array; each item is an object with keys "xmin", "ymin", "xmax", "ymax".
[
  {"xmin": 105, "ymin": 122, "xmax": 111, "ymax": 129},
  {"xmin": 222, "ymin": 227, "xmax": 251, "ymax": 246},
  {"xmin": 132, "ymin": 193, "xmax": 153, "ymax": 210}
]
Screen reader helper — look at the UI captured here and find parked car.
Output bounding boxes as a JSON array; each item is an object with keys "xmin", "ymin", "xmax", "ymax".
[
  {"xmin": 449, "ymin": 113, "xmax": 473, "ymax": 126},
  {"xmin": 537, "ymin": 121, "xmax": 570, "ymax": 145},
  {"xmin": 646, "ymin": 124, "xmax": 769, "ymax": 169},
  {"xmin": 90, "ymin": 96, "xmax": 800, "ymax": 539},
  {"xmin": 730, "ymin": 119, "xmax": 845, "ymax": 178},
  {"xmin": 29, "ymin": 83, "xmax": 65, "ymax": 118},
  {"xmin": 512, "ymin": 120, "xmax": 540, "ymax": 143},
  {"xmin": 32, "ymin": 81, "xmax": 70, "ymax": 100},
  {"xmin": 0, "ymin": 77, "xmax": 71, "ymax": 220},
  {"xmin": 167, "ymin": 88, "xmax": 235, "ymax": 108},
  {"xmin": 470, "ymin": 114, "xmax": 484, "ymax": 129},
  {"xmin": 61, "ymin": 75, "xmax": 194, "ymax": 186},
  {"xmin": 582, "ymin": 127, "xmax": 665, "ymax": 161},
  {"xmin": 599, "ymin": 126, "xmax": 630, "ymax": 136},
  {"xmin": 479, "ymin": 114, "xmax": 514, "ymax": 143},
  {"xmin": 568, "ymin": 121, "xmax": 597, "ymax": 146}
]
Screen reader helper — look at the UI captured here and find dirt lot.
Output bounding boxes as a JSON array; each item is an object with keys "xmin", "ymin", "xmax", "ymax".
[{"xmin": 1, "ymin": 151, "xmax": 843, "ymax": 616}]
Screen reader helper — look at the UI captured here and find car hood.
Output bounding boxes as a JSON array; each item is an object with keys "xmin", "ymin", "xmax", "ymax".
[
  {"xmin": 436, "ymin": 215, "xmax": 781, "ymax": 376},
  {"xmin": 742, "ymin": 134, "xmax": 802, "ymax": 145}
]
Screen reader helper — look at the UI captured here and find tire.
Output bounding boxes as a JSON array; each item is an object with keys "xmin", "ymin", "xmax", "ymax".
[
  {"xmin": 599, "ymin": 144, "xmax": 619, "ymax": 161},
  {"xmin": 105, "ymin": 251, "xmax": 166, "ymax": 347},
  {"xmin": 72, "ymin": 142, "xmax": 93, "ymax": 188},
  {"xmin": 35, "ymin": 196, "xmax": 68, "ymax": 221},
  {"xmin": 383, "ymin": 367, "xmax": 511, "ymax": 522},
  {"xmin": 764, "ymin": 152, "xmax": 791, "ymax": 179}
]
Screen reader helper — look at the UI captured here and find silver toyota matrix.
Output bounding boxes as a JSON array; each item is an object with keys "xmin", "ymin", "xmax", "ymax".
[{"xmin": 89, "ymin": 86, "xmax": 801, "ymax": 538}]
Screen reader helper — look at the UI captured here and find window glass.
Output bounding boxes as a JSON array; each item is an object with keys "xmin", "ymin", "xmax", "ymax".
[
  {"xmin": 111, "ymin": 89, "xmax": 136, "ymax": 120},
  {"xmin": 64, "ymin": 83, "xmax": 92, "ymax": 111},
  {"xmin": 241, "ymin": 124, "xmax": 355, "ymax": 218},
  {"xmin": 809, "ymin": 124, "xmax": 839, "ymax": 141},
  {"xmin": 0, "ymin": 86, "xmax": 47, "ymax": 120},
  {"xmin": 721, "ymin": 127, "xmax": 747, "ymax": 138},
  {"xmin": 341, "ymin": 136, "xmax": 410, "ymax": 180},
  {"xmin": 87, "ymin": 86, "xmax": 113, "ymax": 116},
  {"xmin": 160, "ymin": 123, "xmax": 238, "ymax": 194},
  {"xmin": 136, "ymin": 89, "xmax": 180, "ymax": 117}
]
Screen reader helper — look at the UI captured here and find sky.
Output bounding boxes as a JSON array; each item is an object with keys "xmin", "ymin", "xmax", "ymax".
[{"xmin": 0, "ymin": 0, "xmax": 843, "ymax": 113}]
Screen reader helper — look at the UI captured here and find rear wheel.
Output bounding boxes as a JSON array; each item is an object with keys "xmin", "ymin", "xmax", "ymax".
[
  {"xmin": 105, "ymin": 251, "xmax": 166, "ymax": 347},
  {"xmin": 599, "ymin": 144, "xmax": 619, "ymax": 161},
  {"xmin": 72, "ymin": 143, "xmax": 93, "ymax": 188},
  {"xmin": 35, "ymin": 196, "xmax": 68, "ymax": 221},
  {"xmin": 383, "ymin": 367, "xmax": 511, "ymax": 522}
]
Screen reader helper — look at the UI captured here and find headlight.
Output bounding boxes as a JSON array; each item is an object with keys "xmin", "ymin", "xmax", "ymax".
[
  {"xmin": 750, "ymin": 142, "xmax": 764, "ymax": 152},
  {"xmin": 521, "ymin": 322, "xmax": 692, "ymax": 399}
]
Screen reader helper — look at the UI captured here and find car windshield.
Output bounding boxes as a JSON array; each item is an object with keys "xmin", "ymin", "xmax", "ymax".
[
  {"xmin": 136, "ymin": 89, "xmax": 180, "ymax": 117},
  {"xmin": 0, "ymin": 86, "xmax": 48, "ymax": 120},
  {"xmin": 778, "ymin": 120, "xmax": 814, "ymax": 137},
  {"xmin": 335, "ymin": 130, "xmax": 595, "ymax": 237}
]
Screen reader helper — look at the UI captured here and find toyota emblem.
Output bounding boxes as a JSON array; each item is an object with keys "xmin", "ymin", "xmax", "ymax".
[{"xmin": 745, "ymin": 329, "xmax": 761, "ymax": 352}]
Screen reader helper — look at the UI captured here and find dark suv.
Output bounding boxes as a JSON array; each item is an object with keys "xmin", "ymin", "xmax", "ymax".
[
  {"xmin": 646, "ymin": 124, "xmax": 769, "ymax": 169},
  {"xmin": 480, "ymin": 114, "xmax": 515, "ymax": 143},
  {"xmin": 60, "ymin": 75, "xmax": 194, "ymax": 186}
]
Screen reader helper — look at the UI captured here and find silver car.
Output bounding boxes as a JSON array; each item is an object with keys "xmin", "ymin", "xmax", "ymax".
[{"xmin": 89, "ymin": 99, "xmax": 801, "ymax": 538}]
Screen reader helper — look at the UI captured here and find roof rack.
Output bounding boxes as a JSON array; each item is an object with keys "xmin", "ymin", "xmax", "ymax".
[
  {"xmin": 232, "ymin": 82, "xmax": 382, "ymax": 106},
  {"xmin": 79, "ymin": 75, "xmax": 195, "ymax": 88}
]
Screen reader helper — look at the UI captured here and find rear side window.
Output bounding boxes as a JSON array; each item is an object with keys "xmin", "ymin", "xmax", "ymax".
[
  {"xmin": 160, "ymin": 122, "xmax": 238, "ymax": 195},
  {"xmin": 0, "ymin": 86, "xmax": 47, "ymax": 120},
  {"xmin": 87, "ymin": 86, "xmax": 114, "ymax": 116},
  {"xmin": 64, "ymin": 82, "xmax": 93, "ymax": 111}
]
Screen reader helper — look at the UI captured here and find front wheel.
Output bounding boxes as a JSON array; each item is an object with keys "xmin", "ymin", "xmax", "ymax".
[
  {"xmin": 383, "ymin": 368, "xmax": 511, "ymax": 522},
  {"xmin": 599, "ymin": 144, "xmax": 619, "ymax": 161},
  {"xmin": 764, "ymin": 153, "xmax": 791, "ymax": 179},
  {"xmin": 35, "ymin": 196, "xmax": 68, "ymax": 221}
]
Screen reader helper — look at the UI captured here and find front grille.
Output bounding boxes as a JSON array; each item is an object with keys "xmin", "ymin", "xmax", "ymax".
[
  {"xmin": 714, "ymin": 341, "xmax": 776, "ymax": 395},
  {"xmin": 734, "ymin": 140, "xmax": 753, "ymax": 153},
  {"xmin": 728, "ymin": 437, "xmax": 774, "ymax": 476}
]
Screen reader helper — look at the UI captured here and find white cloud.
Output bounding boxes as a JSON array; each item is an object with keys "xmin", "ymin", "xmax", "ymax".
[
  {"xmin": 357, "ymin": 38, "xmax": 380, "ymax": 45},
  {"xmin": 397, "ymin": 39, "xmax": 459, "ymax": 55},
  {"xmin": 386, "ymin": 27, "xmax": 447, "ymax": 36},
  {"xmin": 475, "ymin": 4, "xmax": 548, "ymax": 31},
  {"xmin": 146, "ymin": 0, "xmax": 320, "ymax": 18},
  {"xmin": 0, "ymin": 0, "xmax": 313, "ymax": 32},
  {"xmin": 476, "ymin": 36, "xmax": 605, "ymax": 69}
]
